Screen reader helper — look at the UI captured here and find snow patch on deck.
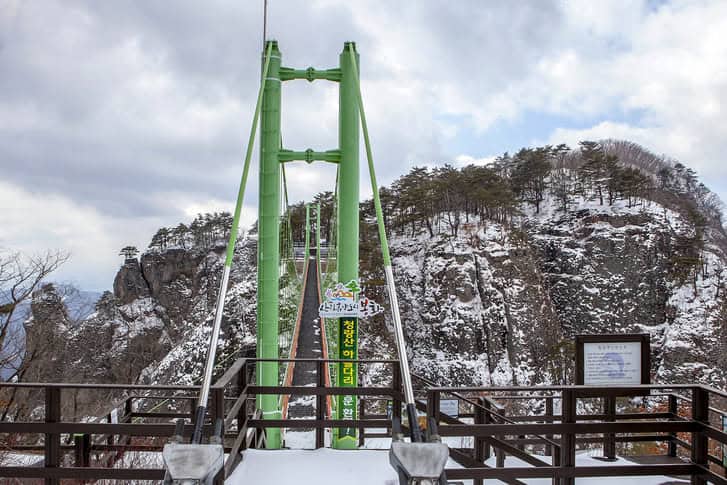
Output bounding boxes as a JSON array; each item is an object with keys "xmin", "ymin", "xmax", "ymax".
[
  {"xmin": 226, "ymin": 449, "xmax": 399, "ymax": 485},
  {"xmin": 226, "ymin": 448, "xmax": 689, "ymax": 485}
]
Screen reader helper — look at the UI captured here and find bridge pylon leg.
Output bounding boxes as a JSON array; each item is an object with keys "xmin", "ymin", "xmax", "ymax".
[
  {"xmin": 333, "ymin": 41, "xmax": 360, "ymax": 449},
  {"xmin": 257, "ymin": 39, "xmax": 282, "ymax": 449}
]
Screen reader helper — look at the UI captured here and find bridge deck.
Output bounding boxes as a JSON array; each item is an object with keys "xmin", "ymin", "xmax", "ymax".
[
  {"xmin": 227, "ymin": 449, "xmax": 398, "ymax": 485},
  {"xmin": 227, "ymin": 448, "xmax": 689, "ymax": 485},
  {"xmin": 284, "ymin": 259, "xmax": 326, "ymax": 445}
]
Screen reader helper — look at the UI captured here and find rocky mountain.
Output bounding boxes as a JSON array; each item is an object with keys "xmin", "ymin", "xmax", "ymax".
[
  {"xmin": 392, "ymin": 195, "xmax": 726, "ymax": 388},
  {"xmin": 75, "ymin": 235, "xmax": 258, "ymax": 386},
  {"xmin": 18, "ymin": 141, "xmax": 726, "ymax": 400}
]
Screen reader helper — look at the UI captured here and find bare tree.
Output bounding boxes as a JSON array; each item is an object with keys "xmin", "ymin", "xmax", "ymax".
[
  {"xmin": 0, "ymin": 250, "xmax": 69, "ymax": 425},
  {"xmin": 0, "ymin": 249, "xmax": 69, "ymax": 374}
]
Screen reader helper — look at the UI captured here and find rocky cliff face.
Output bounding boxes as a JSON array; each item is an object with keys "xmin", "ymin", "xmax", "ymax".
[
  {"xmin": 71, "ymin": 195, "xmax": 726, "ymax": 391},
  {"xmin": 51, "ymin": 175, "xmax": 725, "ymax": 392},
  {"xmin": 374, "ymin": 194, "xmax": 726, "ymax": 388},
  {"xmin": 391, "ymin": 225, "xmax": 562, "ymax": 387},
  {"xmin": 58, "ymin": 237, "xmax": 256, "ymax": 387},
  {"xmin": 525, "ymin": 199, "xmax": 726, "ymax": 387},
  {"xmin": 137, "ymin": 237, "xmax": 258, "ymax": 386},
  {"xmin": 113, "ymin": 259, "xmax": 150, "ymax": 304}
]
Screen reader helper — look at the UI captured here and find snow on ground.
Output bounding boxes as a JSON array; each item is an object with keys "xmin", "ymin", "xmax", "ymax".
[
  {"xmin": 227, "ymin": 449, "xmax": 400, "ymax": 485},
  {"xmin": 226, "ymin": 447, "xmax": 689, "ymax": 485},
  {"xmin": 1, "ymin": 452, "xmax": 43, "ymax": 467}
]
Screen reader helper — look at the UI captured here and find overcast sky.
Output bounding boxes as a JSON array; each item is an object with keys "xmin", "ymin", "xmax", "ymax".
[{"xmin": 1, "ymin": 0, "xmax": 726, "ymax": 290}]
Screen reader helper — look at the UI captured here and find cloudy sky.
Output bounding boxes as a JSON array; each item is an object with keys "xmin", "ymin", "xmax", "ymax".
[{"xmin": 1, "ymin": 0, "xmax": 726, "ymax": 290}]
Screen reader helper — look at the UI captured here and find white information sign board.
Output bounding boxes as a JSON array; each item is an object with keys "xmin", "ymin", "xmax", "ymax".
[
  {"xmin": 439, "ymin": 399, "xmax": 459, "ymax": 418},
  {"xmin": 583, "ymin": 341, "xmax": 642, "ymax": 386}
]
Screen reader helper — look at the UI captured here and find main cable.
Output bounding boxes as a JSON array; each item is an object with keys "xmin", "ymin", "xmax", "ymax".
[
  {"xmin": 191, "ymin": 41, "xmax": 273, "ymax": 445},
  {"xmin": 346, "ymin": 44, "xmax": 423, "ymax": 443}
]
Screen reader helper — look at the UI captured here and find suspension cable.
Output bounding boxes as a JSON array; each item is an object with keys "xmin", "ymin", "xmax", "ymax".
[
  {"xmin": 191, "ymin": 41, "xmax": 273, "ymax": 445},
  {"xmin": 347, "ymin": 44, "xmax": 423, "ymax": 442}
]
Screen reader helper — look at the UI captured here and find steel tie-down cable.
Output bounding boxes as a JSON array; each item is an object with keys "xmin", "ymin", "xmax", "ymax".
[
  {"xmin": 190, "ymin": 41, "xmax": 274, "ymax": 445},
  {"xmin": 347, "ymin": 42, "xmax": 450, "ymax": 485},
  {"xmin": 346, "ymin": 44, "xmax": 423, "ymax": 443}
]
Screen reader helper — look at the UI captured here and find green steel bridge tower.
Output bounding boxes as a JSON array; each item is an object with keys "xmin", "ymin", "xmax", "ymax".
[{"xmin": 257, "ymin": 40, "xmax": 361, "ymax": 449}]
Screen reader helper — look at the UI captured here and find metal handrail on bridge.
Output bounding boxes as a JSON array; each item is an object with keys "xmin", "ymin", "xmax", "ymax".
[{"xmin": 208, "ymin": 357, "xmax": 403, "ymax": 476}]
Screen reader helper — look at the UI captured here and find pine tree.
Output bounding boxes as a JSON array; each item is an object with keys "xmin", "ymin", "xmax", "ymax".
[
  {"xmin": 579, "ymin": 141, "xmax": 608, "ymax": 205},
  {"xmin": 511, "ymin": 147, "xmax": 551, "ymax": 213},
  {"xmin": 119, "ymin": 246, "xmax": 139, "ymax": 261}
]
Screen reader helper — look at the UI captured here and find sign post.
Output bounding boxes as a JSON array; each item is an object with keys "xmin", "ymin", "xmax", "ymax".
[
  {"xmin": 319, "ymin": 279, "xmax": 383, "ymax": 446},
  {"xmin": 335, "ymin": 41, "xmax": 360, "ymax": 449},
  {"xmin": 575, "ymin": 334, "xmax": 650, "ymax": 461},
  {"xmin": 575, "ymin": 334, "xmax": 650, "ymax": 386}
]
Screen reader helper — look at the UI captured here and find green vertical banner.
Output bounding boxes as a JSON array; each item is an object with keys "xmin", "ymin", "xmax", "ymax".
[{"xmin": 337, "ymin": 316, "xmax": 358, "ymax": 441}]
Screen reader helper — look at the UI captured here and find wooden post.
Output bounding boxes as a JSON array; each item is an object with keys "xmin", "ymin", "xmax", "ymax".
[
  {"xmin": 106, "ymin": 411, "xmax": 114, "ymax": 447},
  {"xmin": 124, "ymin": 396, "xmax": 133, "ymax": 421},
  {"xmin": 213, "ymin": 386, "xmax": 225, "ymax": 438},
  {"xmin": 560, "ymin": 389, "xmax": 576, "ymax": 485},
  {"xmin": 496, "ymin": 440, "xmax": 505, "ymax": 468},
  {"xmin": 490, "ymin": 398, "xmax": 504, "ymax": 469},
  {"xmin": 190, "ymin": 392, "xmax": 197, "ymax": 422},
  {"xmin": 474, "ymin": 398, "xmax": 486, "ymax": 485},
  {"xmin": 44, "ymin": 387, "xmax": 61, "ymax": 485},
  {"xmin": 316, "ymin": 359, "xmax": 326, "ymax": 449},
  {"xmin": 545, "ymin": 396, "xmax": 553, "ymax": 457},
  {"xmin": 426, "ymin": 389, "xmax": 440, "ymax": 429},
  {"xmin": 393, "ymin": 361, "xmax": 402, "ymax": 426},
  {"xmin": 691, "ymin": 387, "xmax": 709, "ymax": 485},
  {"xmin": 74, "ymin": 433, "xmax": 90, "ymax": 468},
  {"xmin": 603, "ymin": 396, "xmax": 616, "ymax": 459},
  {"xmin": 668, "ymin": 394, "xmax": 678, "ymax": 458},
  {"xmin": 483, "ymin": 398, "xmax": 492, "ymax": 460},
  {"xmin": 238, "ymin": 361, "xmax": 248, "ymax": 435}
]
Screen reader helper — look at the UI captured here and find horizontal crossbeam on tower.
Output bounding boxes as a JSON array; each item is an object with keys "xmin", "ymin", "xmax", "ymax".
[
  {"xmin": 278, "ymin": 149, "xmax": 341, "ymax": 164},
  {"xmin": 279, "ymin": 66, "xmax": 341, "ymax": 82}
]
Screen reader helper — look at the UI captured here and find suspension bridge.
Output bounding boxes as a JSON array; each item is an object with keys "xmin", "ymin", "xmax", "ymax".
[{"xmin": 2, "ymin": 41, "xmax": 727, "ymax": 485}]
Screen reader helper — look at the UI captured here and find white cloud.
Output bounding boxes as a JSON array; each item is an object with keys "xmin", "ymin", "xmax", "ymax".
[
  {"xmin": 2, "ymin": 0, "xmax": 726, "ymax": 289},
  {"xmin": 0, "ymin": 181, "xmax": 162, "ymax": 290},
  {"xmin": 453, "ymin": 154, "xmax": 497, "ymax": 168},
  {"xmin": 540, "ymin": 1, "xmax": 727, "ymax": 203}
]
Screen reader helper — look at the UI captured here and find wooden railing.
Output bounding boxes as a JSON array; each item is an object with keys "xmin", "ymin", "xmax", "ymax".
[
  {"xmin": 425, "ymin": 384, "xmax": 727, "ymax": 485},
  {"xmin": 3, "ymin": 363, "xmax": 727, "ymax": 485},
  {"xmin": 0, "ymin": 382, "xmax": 203, "ymax": 483},
  {"xmin": 187, "ymin": 357, "xmax": 402, "ymax": 477}
]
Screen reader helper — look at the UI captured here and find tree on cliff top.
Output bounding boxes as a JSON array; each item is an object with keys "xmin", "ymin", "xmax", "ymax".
[{"xmin": 119, "ymin": 246, "xmax": 139, "ymax": 261}]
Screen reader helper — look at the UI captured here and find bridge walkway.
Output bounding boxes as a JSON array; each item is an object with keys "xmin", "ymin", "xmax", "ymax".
[{"xmin": 283, "ymin": 258, "xmax": 329, "ymax": 445}]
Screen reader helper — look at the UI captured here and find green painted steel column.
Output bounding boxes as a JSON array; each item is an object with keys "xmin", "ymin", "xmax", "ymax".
[
  {"xmin": 257, "ymin": 40, "xmax": 282, "ymax": 449},
  {"xmin": 334, "ymin": 41, "xmax": 360, "ymax": 449},
  {"xmin": 316, "ymin": 202, "xmax": 321, "ymax": 278},
  {"xmin": 305, "ymin": 204, "xmax": 310, "ymax": 262}
]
